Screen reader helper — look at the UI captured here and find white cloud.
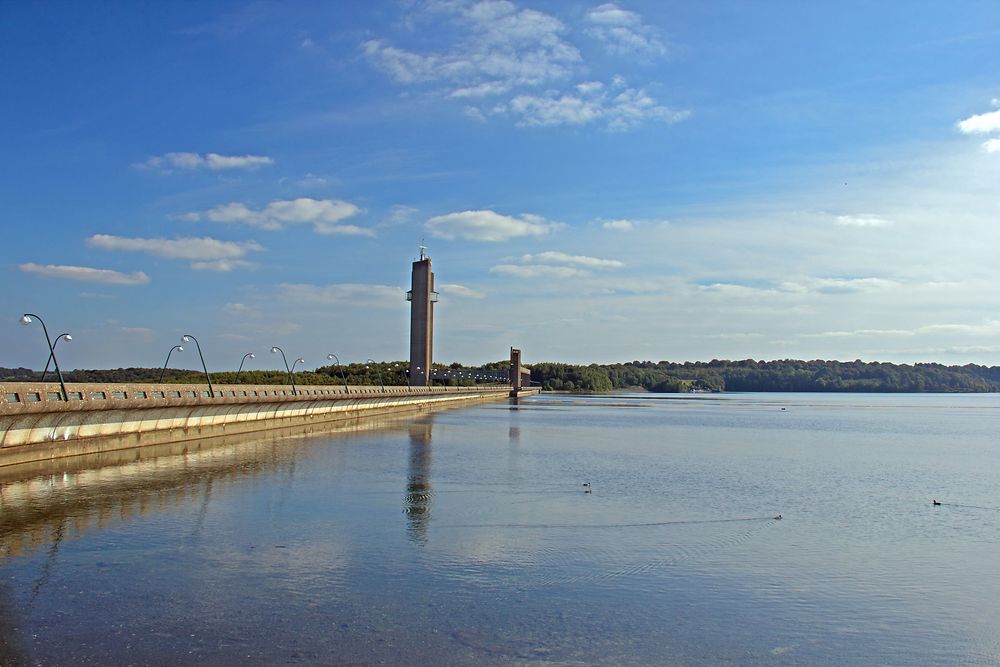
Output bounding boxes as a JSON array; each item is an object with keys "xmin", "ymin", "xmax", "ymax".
[
  {"xmin": 780, "ymin": 277, "xmax": 899, "ymax": 294},
  {"xmin": 982, "ymin": 138, "xmax": 1000, "ymax": 153},
  {"xmin": 19, "ymin": 263, "xmax": 150, "ymax": 285},
  {"xmin": 505, "ymin": 83, "xmax": 689, "ymax": 130},
  {"xmin": 800, "ymin": 329, "xmax": 915, "ymax": 338},
  {"xmin": 918, "ymin": 320, "xmax": 1000, "ymax": 335},
  {"xmin": 520, "ymin": 251, "xmax": 623, "ymax": 268},
  {"xmin": 363, "ymin": 1, "xmax": 684, "ymax": 132},
  {"xmin": 585, "ymin": 3, "xmax": 667, "ymax": 57},
  {"xmin": 135, "ymin": 152, "xmax": 274, "ymax": 171},
  {"xmin": 278, "ymin": 283, "xmax": 403, "ymax": 306},
  {"xmin": 426, "ymin": 209, "xmax": 560, "ymax": 241},
  {"xmin": 957, "ymin": 108, "xmax": 1000, "ymax": 134},
  {"xmin": 223, "ymin": 303, "xmax": 262, "ymax": 317},
  {"xmin": 184, "ymin": 198, "xmax": 370, "ymax": 235},
  {"xmin": 87, "ymin": 234, "xmax": 262, "ymax": 260},
  {"xmin": 834, "ymin": 214, "xmax": 892, "ymax": 227},
  {"xmin": 490, "ymin": 264, "xmax": 585, "ymax": 278},
  {"xmin": 87, "ymin": 234, "xmax": 263, "ymax": 271},
  {"xmin": 363, "ymin": 2, "xmax": 580, "ymax": 92},
  {"xmin": 382, "ymin": 205, "xmax": 419, "ymax": 226},
  {"xmin": 602, "ymin": 219, "xmax": 635, "ymax": 231},
  {"xmin": 438, "ymin": 283, "xmax": 487, "ymax": 299}
]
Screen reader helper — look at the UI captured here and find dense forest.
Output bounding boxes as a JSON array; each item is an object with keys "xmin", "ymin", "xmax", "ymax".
[
  {"xmin": 531, "ymin": 359, "xmax": 1000, "ymax": 393},
  {"xmin": 3, "ymin": 358, "xmax": 999, "ymax": 393}
]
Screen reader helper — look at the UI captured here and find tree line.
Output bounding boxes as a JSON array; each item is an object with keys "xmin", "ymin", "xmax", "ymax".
[
  {"xmin": 530, "ymin": 359, "xmax": 1000, "ymax": 393},
  {"xmin": 3, "ymin": 358, "xmax": 999, "ymax": 392}
]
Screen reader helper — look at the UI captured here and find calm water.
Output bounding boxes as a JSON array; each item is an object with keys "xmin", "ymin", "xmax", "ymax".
[{"xmin": 2, "ymin": 393, "xmax": 1000, "ymax": 665}]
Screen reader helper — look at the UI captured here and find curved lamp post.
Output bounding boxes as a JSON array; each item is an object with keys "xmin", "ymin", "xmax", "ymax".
[
  {"xmin": 271, "ymin": 346, "xmax": 297, "ymax": 395},
  {"xmin": 40, "ymin": 333, "xmax": 72, "ymax": 382},
  {"xmin": 159, "ymin": 345, "xmax": 184, "ymax": 383},
  {"xmin": 366, "ymin": 359, "xmax": 385, "ymax": 392},
  {"xmin": 291, "ymin": 357, "xmax": 305, "ymax": 393},
  {"xmin": 236, "ymin": 352, "xmax": 255, "ymax": 383},
  {"xmin": 326, "ymin": 353, "xmax": 349, "ymax": 392},
  {"xmin": 181, "ymin": 334, "xmax": 213, "ymax": 397},
  {"xmin": 20, "ymin": 314, "xmax": 68, "ymax": 402}
]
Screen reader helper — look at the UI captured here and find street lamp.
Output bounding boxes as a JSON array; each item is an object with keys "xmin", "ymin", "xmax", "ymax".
[
  {"xmin": 40, "ymin": 333, "xmax": 72, "ymax": 382},
  {"xmin": 159, "ymin": 345, "xmax": 184, "ymax": 383},
  {"xmin": 365, "ymin": 358, "xmax": 385, "ymax": 392},
  {"xmin": 271, "ymin": 346, "xmax": 297, "ymax": 395},
  {"xmin": 21, "ymin": 314, "xmax": 69, "ymax": 401},
  {"xmin": 236, "ymin": 352, "xmax": 255, "ymax": 383},
  {"xmin": 181, "ymin": 334, "xmax": 213, "ymax": 397},
  {"xmin": 291, "ymin": 357, "xmax": 305, "ymax": 391},
  {"xmin": 326, "ymin": 353, "xmax": 349, "ymax": 392}
]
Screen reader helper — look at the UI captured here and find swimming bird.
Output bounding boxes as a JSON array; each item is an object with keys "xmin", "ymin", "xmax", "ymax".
[
  {"xmin": 932, "ymin": 500, "xmax": 941, "ymax": 506},
  {"xmin": 774, "ymin": 514, "xmax": 782, "ymax": 520},
  {"xmin": 581, "ymin": 482, "xmax": 591, "ymax": 487}
]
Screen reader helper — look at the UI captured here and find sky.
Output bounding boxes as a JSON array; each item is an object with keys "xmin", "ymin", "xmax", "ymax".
[{"xmin": 3, "ymin": 0, "xmax": 1000, "ymax": 372}]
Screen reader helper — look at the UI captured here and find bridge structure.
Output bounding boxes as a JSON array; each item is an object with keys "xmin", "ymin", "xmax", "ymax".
[{"xmin": 3, "ymin": 249, "xmax": 539, "ymax": 470}]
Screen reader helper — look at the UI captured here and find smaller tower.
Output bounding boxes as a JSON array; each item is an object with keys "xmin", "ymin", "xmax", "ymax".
[
  {"xmin": 510, "ymin": 347, "xmax": 523, "ymax": 392},
  {"xmin": 407, "ymin": 244, "xmax": 438, "ymax": 386}
]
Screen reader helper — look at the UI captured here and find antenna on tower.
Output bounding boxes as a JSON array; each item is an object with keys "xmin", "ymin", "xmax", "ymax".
[{"xmin": 419, "ymin": 239, "xmax": 427, "ymax": 261}]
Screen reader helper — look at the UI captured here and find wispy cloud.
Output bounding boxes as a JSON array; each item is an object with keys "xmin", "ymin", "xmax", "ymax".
[
  {"xmin": 438, "ymin": 283, "xmax": 487, "ymax": 299},
  {"xmin": 363, "ymin": 1, "xmax": 580, "ymax": 92},
  {"xmin": 834, "ymin": 214, "xmax": 892, "ymax": 227},
  {"xmin": 585, "ymin": 3, "xmax": 667, "ymax": 57},
  {"xmin": 780, "ymin": 277, "xmax": 899, "ymax": 294},
  {"xmin": 501, "ymin": 79, "xmax": 688, "ymax": 130},
  {"xmin": 602, "ymin": 218, "xmax": 635, "ymax": 231},
  {"xmin": 490, "ymin": 249, "xmax": 622, "ymax": 279},
  {"xmin": 278, "ymin": 283, "xmax": 403, "ymax": 306},
  {"xmin": 426, "ymin": 209, "xmax": 560, "ymax": 241},
  {"xmin": 183, "ymin": 197, "xmax": 371, "ymax": 236},
  {"xmin": 363, "ymin": 0, "xmax": 685, "ymax": 131},
  {"xmin": 19, "ymin": 263, "xmax": 150, "ymax": 285},
  {"xmin": 490, "ymin": 264, "xmax": 586, "ymax": 278},
  {"xmin": 520, "ymin": 251, "xmax": 623, "ymax": 268},
  {"xmin": 87, "ymin": 234, "xmax": 264, "ymax": 271},
  {"xmin": 223, "ymin": 303, "xmax": 262, "ymax": 317},
  {"xmin": 135, "ymin": 151, "xmax": 274, "ymax": 172}
]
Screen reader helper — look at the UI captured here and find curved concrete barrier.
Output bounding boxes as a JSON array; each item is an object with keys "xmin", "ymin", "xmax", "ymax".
[{"xmin": 0, "ymin": 381, "xmax": 533, "ymax": 468}]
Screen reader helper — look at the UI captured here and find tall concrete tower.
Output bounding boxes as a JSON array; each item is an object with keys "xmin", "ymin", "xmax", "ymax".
[{"xmin": 406, "ymin": 245, "xmax": 437, "ymax": 386}]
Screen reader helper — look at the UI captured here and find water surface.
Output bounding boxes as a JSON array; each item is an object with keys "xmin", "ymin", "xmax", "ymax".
[{"xmin": 2, "ymin": 393, "xmax": 1000, "ymax": 665}]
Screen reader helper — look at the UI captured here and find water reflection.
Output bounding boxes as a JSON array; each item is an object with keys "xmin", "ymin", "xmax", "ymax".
[
  {"xmin": 0, "ymin": 413, "xmax": 427, "ymax": 561},
  {"xmin": 404, "ymin": 416, "xmax": 434, "ymax": 545}
]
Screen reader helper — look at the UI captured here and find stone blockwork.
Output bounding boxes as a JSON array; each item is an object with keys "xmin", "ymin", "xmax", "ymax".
[{"xmin": 0, "ymin": 381, "xmax": 516, "ymax": 467}]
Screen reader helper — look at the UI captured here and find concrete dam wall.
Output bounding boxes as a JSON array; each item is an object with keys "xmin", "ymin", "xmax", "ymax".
[{"xmin": 0, "ymin": 381, "xmax": 534, "ymax": 468}]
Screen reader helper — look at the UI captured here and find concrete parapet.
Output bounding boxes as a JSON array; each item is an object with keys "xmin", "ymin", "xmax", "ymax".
[{"xmin": 0, "ymin": 381, "xmax": 514, "ymax": 468}]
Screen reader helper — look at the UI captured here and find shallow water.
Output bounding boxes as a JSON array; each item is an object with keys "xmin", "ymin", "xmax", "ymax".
[{"xmin": 2, "ymin": 393, "xmax": 1000, "ymax": 665}]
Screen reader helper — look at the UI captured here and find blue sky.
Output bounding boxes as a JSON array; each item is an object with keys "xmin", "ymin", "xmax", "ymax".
[{"xmin": 3, "ymin": 0, "xmax": 1000, "ymax": 371}]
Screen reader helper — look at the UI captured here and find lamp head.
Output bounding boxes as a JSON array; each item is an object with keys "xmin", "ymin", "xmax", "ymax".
[
  {"xmin": 327, "ymin": 353, "xmax": 334, "ymax": 360},
  {"xmin": 182, "ymin": 335, "xmax": 191, "ymax": 343},
  {"xmin": 177, "ymin": 346, "xmax": 184, "ymax": 352},
  {"xmin": 271, "ymin": 347, "xmax": 279, "ymax": 354},
  {"xmin": 249, "ymin": 353, "xmax": 255, "ymax": 359},
  {"xmin": 64, "ymin": 334, "xmax": 73, "ymax": 341},
  {"xmin": 295, "ymin": 358, "xmax": 305, "ymax": 364},
  {"xmin": 19, "ymin": 315, "xmax": 32, "ymax": 325}
]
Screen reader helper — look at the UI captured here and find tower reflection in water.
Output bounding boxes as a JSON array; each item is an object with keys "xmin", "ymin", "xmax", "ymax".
[{"xmin": 404, "ymin": 416, "xmax": 434, "ymax": 545}]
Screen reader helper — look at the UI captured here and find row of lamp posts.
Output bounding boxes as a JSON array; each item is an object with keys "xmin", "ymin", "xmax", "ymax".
[{"xmin": 20, "ymin": 313, "xmax": 371, "ymax": 398}]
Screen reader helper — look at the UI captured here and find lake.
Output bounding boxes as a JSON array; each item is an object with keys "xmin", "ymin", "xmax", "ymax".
[{"xmin": 2, "ymin": 392, "xmax": 1000, "ymax": 665}]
